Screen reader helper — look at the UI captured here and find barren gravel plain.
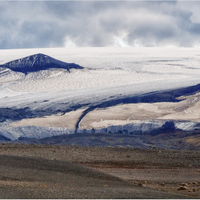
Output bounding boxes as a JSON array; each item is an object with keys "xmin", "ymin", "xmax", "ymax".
[{"xmin": 0, "ymin": 143, "xmax": 200, "ymax": 199}]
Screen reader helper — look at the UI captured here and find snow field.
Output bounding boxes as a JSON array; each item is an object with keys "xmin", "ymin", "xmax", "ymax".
[{"xmin": 7, "ymin": 68, "xmax": 186, "ymax": 93}]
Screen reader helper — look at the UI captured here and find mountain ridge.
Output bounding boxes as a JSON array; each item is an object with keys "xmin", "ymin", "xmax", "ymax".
[{"xmin": 0, "ymin": 53, "xmax": 84, "ymax": 74}]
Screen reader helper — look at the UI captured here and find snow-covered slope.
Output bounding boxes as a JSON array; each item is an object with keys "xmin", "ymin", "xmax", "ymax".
[
  {"xmin": 0, "ymin": 68, "xmax": 24, "ymax": 84},
  {"xmin": 0, "ymin": 126, "xmax": 74, "ymax": 141}
]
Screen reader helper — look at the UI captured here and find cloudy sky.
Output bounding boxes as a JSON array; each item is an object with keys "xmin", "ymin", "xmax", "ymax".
[{"xmin": 1, "ymin": 1, "xmax": 200, "ymax": 49}]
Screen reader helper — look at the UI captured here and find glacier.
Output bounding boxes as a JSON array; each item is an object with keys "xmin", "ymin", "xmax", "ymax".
[{"xmin": 0, "ymin": 47, "xmax": 200, "ymax": 141}]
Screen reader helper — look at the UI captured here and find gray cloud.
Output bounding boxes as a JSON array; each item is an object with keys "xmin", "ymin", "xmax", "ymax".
[{"xmin": 0, "ymin": 1, "xmax": 200, "ymax": 49}]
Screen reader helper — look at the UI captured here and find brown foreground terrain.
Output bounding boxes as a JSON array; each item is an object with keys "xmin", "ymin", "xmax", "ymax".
[{"xmin": 0, "ymin": 143, "xmax": 200, "ymax": 198}]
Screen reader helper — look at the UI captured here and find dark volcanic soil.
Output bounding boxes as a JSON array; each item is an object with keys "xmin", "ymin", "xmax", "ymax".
[{"xmin": 0, "ymin": 143, "xmax": 200, "ymax": 198}]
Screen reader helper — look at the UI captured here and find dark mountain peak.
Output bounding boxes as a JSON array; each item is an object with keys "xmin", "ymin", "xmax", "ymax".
[{"xmin": 0, "ymin": 53, "xmax": 84, "ymax": 74}]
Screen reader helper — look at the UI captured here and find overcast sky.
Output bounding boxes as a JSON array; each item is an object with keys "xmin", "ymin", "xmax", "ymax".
[{"xmin": 1, "ymin": 1, "xmax": 200, "ymax": 49}]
